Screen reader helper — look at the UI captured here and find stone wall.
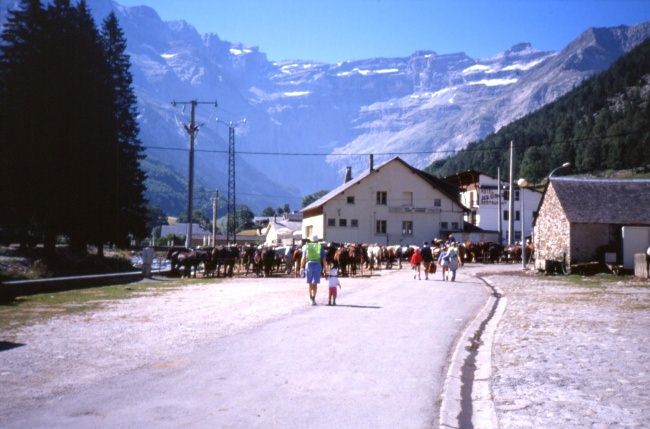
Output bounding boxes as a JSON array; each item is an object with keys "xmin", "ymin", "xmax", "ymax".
[
  {"xmin": 570, "ymin": 223, "xmax": 614, "ymax": 262},
  {"xmin": 534, "ymin": 183, "xmax": 571, "ymax": 266}
]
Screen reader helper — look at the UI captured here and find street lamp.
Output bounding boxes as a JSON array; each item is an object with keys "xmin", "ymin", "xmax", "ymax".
[
  {"xmin": 517, "ymin": 178, "xmax": 528, "ymax": 269},
  {"xmin": 549, "ymin": 162, "xmax": 571, "ymax": 178}
]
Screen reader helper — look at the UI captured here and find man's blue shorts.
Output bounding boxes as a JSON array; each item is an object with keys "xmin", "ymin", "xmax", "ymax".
[{"xmin": 306, "ymin": 261, "xmax": 321, "ymax": 284}]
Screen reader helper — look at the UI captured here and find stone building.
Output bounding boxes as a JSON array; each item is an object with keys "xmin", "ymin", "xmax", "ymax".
[{"xmin": 533, "ymin": 177, "xmax": 650, "ymax": 271}]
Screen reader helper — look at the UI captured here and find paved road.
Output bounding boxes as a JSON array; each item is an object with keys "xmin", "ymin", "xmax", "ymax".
[{"xmin": 3, "ymin": 268, "xmax": 488, "ymax": 428}]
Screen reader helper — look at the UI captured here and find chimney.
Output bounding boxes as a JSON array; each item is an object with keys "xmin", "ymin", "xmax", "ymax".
[
  {"xmin": 344, "ymin": 166, "xmax": 352, "ymax": 183},
  {"xmin": 369, "ymin": 154, "xmax": 374, "ymax": 172}
]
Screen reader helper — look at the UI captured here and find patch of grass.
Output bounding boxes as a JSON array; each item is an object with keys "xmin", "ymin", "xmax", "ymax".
[
  {"xmin": 558, "ymin": 273, "xmax": 650, "ymax": 289},
  {"xmin": 0, "ymin": 277, "xmax": 221, "ymax": 331}
]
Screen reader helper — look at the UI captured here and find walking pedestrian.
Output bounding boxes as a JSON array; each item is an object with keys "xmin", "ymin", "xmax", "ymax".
[
  {"xmin": 410, "ymin": 247, "xmax": 423, "ymax": 280},
  {"xmin": 301, "ymin": 235, "xmax": 327, "ymax": 305},
  {"xmin": 438, "ymin": 244, "xmax": 449, "ymax": 281},
  {"xmin": 421, "ymin": 241, "xmax": 433, "ymax": 280},
  {"xmin": 327, "ymin": 267, "xmax": 342, "ymax": 306},
  {"xmin": 447, "ymin": 242, "xmax": 463, "ymax": 282}
]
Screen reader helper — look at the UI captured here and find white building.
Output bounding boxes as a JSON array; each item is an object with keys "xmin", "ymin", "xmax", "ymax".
[
  {"xmin": 264, "ymin": 217, "xmax": 302, "ymax": 246},
  {"xmin": 300, "ymin": 156, "xmax": 467, "ymax": 245},
  {"xmin": 445, "ymin": 170, "xmax": 542, "ymax": 243}
]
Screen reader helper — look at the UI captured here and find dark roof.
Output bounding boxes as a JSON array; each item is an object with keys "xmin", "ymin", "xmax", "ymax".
[
  {"xmin": 551, "ymin": 177, "xmax": 650, "ymax": 225},
  {"xmin": 444, "ymin": 169, "xmax": 486, "ymax": 187},
  {"xmin": 301, "ymin": 156, "xmax": 465, "ymax": 212}
]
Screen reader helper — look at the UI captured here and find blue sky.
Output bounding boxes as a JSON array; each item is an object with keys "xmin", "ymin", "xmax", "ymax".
[{"xmin": 117, "ymin": 0, "xmax": 650, "ymax": 63}]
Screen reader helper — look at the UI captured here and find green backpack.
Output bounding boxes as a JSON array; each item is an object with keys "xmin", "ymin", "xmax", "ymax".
[{"xmin": 306, "ymin": 243, "xmax": 322, "ymax": 261}]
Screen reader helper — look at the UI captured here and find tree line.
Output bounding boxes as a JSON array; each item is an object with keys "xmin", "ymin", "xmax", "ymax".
[
  {"xmin": 0, "ymin": 0, "xmax": 148, "ymax": 255},
  {"xmin": 427, "ymin": 37, "xmax": 650, "ymax": 182}
]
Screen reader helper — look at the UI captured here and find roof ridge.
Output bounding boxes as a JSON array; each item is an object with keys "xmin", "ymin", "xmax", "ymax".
[{"xmin": 552, "ymin": 177, "xmax": 650, "ymax": 183}]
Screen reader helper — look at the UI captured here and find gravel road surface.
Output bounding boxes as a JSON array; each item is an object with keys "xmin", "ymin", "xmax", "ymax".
[{"xmin": 0, "ymin": 267, "xmax": 488, "ymax": 428}]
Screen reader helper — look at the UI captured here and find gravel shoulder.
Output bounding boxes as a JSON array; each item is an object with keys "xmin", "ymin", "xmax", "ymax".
[
  {"xmin": 476, "ymin": 265, "xmax": 650, "ymax": 429},
  {"xmin": 0, "ymin": 274, "xmax": 376, "ymax": 420}
]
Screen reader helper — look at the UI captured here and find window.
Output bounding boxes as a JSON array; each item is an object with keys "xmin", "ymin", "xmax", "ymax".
[
  {"xmin": 376, "ymin": 220, "xmax": 387, "ymax": 234},
  {"xmin": 403, "ymin": 191, "xmax": 413, "ymax": 206},
  {"xmin": 402, "ymin": 221, "xmax": 413, "ymax": 236},
  {"xmin": 514, "ymin": 231, "xmax": 522, "ymax": 241},
  {"xmin": 440, "ymin": 221, "xmax": 449, "ymax": 230},
  {"xmin": 515, "ymin": 210, "xmax": 520, "ymax": 221},
  {"xmin": 434, "ymin": 198, "xmax": 442, "ymax": 207},
  {"xmin": 327, "ymin": 218, "xmax": 335, "ymax": 227},
  {"xmin": 351, "ymin": 219, "xmax": 359, "ymax": 228},
  {"xmin": 376, "ymin": 191, "xmax": 387, "ymax": 205},
  {"xmin": 503, "ymin": 190, "xmax": 509, "ymax": 201},
  {"xmin": 347, "ymin": 196, "xmax": 355, "ymax": 204},
  {"xmin": 514, "ymin": 190, "xmax": 520, "ymax": 201},
  {"xmin": 503, "ymin": 210, "xmax": 509, "ymax": 221},
  {"xmin": 339, "ymin": 218, "xmax": 347, "ymax": 227},
  {"xmin": 451, "ymin": 222, "xmax": 459, "ymax": 230}
]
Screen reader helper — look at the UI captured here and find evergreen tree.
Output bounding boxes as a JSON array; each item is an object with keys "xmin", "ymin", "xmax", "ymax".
[
  {"xmin": 0, "ymin": 1, "xmax": 148, "ymax": 254},
  {"xmin": 261, "ymin": 207, "xmax": 276, "ymax": 216},
  {"xmin": 0, "ymin": 0, "xmax": 46, "ymax": 246},
  {"xmin": 101, "ymin": 12, "xmax": 148, "ymax": 247}
]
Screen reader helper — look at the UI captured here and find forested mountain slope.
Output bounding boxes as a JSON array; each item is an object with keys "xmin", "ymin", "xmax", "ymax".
[{"xmin": 426, "ymin": 37, "xmax": 650, "ymax": 181}]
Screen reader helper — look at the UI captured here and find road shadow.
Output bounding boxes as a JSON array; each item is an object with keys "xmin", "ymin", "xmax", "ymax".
[
  {"xmin": 0, "ymin": 341, "xmax": 25, "ymax": 352},
  {"xmin": 326, "ymin": 304, "xmax": 381, "ymax": 309}
]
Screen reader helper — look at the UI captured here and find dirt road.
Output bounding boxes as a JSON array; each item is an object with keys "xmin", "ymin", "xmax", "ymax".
[{"xmin": 0, "ymin": 267, "xmax": 488, "ymax": 428}]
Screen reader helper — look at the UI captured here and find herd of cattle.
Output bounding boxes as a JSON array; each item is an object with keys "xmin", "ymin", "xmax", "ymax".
[{"xmin": 164, "ymin": 240, "xmax": 535, "ymax": 279}]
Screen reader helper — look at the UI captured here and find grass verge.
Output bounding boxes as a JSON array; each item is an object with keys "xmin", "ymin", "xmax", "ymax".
[{"xmin": 0, "ymin": 277, "xmax": 220, "ymax": 332}]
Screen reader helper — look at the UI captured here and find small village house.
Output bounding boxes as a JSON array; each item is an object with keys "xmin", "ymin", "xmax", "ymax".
[
  {"xmin": 264, "ymin": 215, "xmax": 303, "ymax": 246},
  {"xmin": 300, "ymin": 156, "xmax": 467, "ymax": 245},
  {"xmin": 533, "ymin": 177, "xmax": 650, "ymax": 272}
]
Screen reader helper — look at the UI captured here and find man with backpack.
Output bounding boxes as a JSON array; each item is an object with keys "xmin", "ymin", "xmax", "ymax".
[{"xmin": 300, "ymin": 235, "xmax": 327, "ymax": 305}]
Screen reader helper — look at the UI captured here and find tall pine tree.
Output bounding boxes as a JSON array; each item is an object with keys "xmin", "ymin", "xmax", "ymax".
[
  {"xmin": 0, "ymin": 1, "xmax": 149, "ymax": 254},
  {"xmin": 101, "ymin": 12, "xmax": 148, "ymax": 247},
  {"xmin": 0, "ymin": 0, "xmax": 49, "ymax": 248}
]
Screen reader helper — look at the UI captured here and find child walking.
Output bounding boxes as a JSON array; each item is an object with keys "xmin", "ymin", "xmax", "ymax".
[
  {"xmin": 410, "ymin": 247, "xmax": 423, "ymax": 280},
  {"xmin": 328, "ymin": 267, "xmax": 342, "ymax": 306}
]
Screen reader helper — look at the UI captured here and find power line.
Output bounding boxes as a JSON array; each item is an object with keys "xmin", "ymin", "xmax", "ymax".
[{"xmin": 142, "ymin": 130, "xmax": 642, "ymax": 158}]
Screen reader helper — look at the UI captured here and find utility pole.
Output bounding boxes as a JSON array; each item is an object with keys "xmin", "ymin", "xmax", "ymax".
[
  {"xmin": 216, "ymin": 118, "xmax": 246, "ymax": 245},
  {"xmin": 228, "ymin": 125, "xmax": 236, "ymax": 245},
  {"xmin": 172, "ymin": 99, "xmax": 217, "ymax": 248},
  {"xmin": 212, "ymin": 190, "xmax": 219, "ymax": 246},
  {"xmin": 497, "ymin": 167, "xmax": 502, "ymax": 245},
  {"xmin": 507, "ymin": 140, "xmax": 515, "ymax": 246}
]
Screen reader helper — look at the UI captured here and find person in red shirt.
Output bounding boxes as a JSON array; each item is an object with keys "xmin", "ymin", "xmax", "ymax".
[{"xmin": 410, "ymin": 247, "xmax": 423, "ymax": 280}]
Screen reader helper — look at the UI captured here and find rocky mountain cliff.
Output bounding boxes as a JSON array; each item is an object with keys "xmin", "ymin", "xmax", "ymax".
[{"xmin": 2, "ymin": 1, "xmax": 649, "ymax": 213}]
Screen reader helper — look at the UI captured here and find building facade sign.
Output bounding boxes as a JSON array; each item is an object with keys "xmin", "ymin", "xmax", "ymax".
[{"xmin": 479, "ymin": 187, "xmax": 501, "ymax": 206}]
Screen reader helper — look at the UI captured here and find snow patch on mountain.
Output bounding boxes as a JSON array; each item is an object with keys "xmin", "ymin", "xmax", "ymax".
[{"xmin": 468, "ymin": 78, "xmax": 518, "ymax": 86}]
